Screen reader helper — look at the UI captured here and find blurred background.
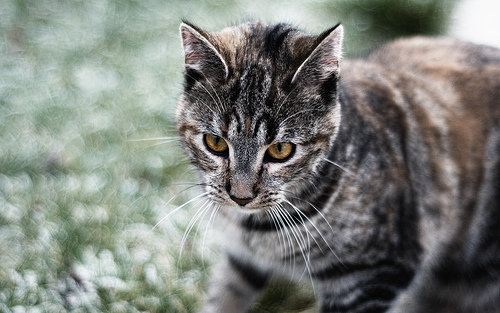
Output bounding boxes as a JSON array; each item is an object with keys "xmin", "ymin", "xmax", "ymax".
[{"xmin": 1, "ymin": 0, "xmax": 498, "ymax": 312}]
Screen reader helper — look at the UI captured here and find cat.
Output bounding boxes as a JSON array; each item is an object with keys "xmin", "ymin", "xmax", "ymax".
[{"xmin": 175, "ymin": 21, "xmax": 500, "ymax": 313}]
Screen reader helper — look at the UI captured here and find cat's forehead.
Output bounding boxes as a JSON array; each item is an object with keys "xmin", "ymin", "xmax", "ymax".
[{"xmin": 213, "ymin": 22, "xmax": 313, "ymax": 74}]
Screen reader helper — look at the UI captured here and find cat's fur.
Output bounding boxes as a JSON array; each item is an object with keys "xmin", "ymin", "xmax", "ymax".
[{"xmin": 176, "ymin": 21, "xmax": 500, "ymax": 313}]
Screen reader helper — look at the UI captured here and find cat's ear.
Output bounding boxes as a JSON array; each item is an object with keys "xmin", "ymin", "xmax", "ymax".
[
  {"xmin": 179, "ymin": 22, "xmax": 229, "ymax": 81},
  {"xmin": 291, "ymin": 24, "xmax": 344, "ymax": 84}
]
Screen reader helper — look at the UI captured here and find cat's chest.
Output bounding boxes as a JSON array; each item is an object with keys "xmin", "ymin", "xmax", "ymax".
[{"xmin": 224, "ymin": 219, "xmax": 328, "ymax": 270}]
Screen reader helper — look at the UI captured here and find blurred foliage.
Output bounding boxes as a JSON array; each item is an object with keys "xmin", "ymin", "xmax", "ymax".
[
  {"xmin": 0, "ymin": 0, "xmax": 456, "ymax": 312},
  {"xmin": 324, "ymin": 0, "xmax": 457, "ymax": 55}
]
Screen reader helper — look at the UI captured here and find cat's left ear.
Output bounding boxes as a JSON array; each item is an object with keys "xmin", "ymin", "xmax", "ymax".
[
  {"xmin": 179, "ymin": 22, "xmax": 229, "ymax": 81},
  {"xmin": 292, "ymin": 24, "xmax": 344, "ymax": 84}
]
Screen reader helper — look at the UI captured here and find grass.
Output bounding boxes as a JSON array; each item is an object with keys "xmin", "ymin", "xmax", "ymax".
[{"xmin": 0, "ymin": 0, "xmax": 453, "ymax": 312}]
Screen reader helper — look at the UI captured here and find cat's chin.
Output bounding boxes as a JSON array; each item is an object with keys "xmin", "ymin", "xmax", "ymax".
[{"xmin": 218, "ymin": 202, "xmax": 269, "ymax": 215}]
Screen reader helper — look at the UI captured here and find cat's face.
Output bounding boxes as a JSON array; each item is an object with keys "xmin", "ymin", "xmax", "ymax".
[{"xmin": 177, "ymin": 22, "xmax": 343, "ymax": 211}]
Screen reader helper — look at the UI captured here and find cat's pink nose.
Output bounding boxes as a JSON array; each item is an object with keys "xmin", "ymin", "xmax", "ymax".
[{"xmin": 230, "ymin": 195, "xmax": 254, "ymax": 206}]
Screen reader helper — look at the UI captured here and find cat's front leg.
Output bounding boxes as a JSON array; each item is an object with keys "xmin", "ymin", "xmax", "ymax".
[{"xmin": 201, "ymin": 253, "xmax": 270, "ymax": 313}]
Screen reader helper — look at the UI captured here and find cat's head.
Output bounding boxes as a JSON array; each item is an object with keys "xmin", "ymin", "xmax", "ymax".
[{"xmin": 176, "ymin": 22, "xmax": 343, "ymax": 212}]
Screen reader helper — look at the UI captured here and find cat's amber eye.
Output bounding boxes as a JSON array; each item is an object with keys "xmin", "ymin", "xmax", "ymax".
[
  {"xmin": 204, "ymin": 134, "xmax": 228, "ymax": 156},
  {"xmin": 266, "ymin": 142, "xmax": 295, "ymax": 162}
]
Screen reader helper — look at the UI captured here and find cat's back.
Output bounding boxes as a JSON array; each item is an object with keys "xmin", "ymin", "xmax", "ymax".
[
  {"xmin": 368, "ymin": 36, "xmax": 500, "ymax": 123},
  {"xmin": 342, "ymin": 37, "xmax": 500, "ymax": 188},
  {"xmin": 341, "ymin": 38, "xmax": 500, "ymax": 312},
  {"xmin": 341, "ymin": 36, "xmax": 500, "ymax": 248}
]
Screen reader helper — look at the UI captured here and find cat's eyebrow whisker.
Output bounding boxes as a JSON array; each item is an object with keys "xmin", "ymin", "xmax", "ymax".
[
  {"xmin": 186, "ymin": 93, "xmax": 219, "ymax": 117},
  {"xmin": 278, "ymin": 108, "xmax": 320, "ymax": 127},
  {"xmin": 185, "ymin": 72, "xmax": 225, "ymax": 114},
  {"xmin": 152, "ymin": 191, "xmax": 209, "ymax": 230},
  {"xmin": 275, "ymin": 84, "xmax": 299, "ymax": 116},
  {"xmin": 322, "ymin": 157, "xmax": 355, "ymax": 176},
  {"xmin": 199, "ymin": 72, "xmax": 225, "ymax": 113}
]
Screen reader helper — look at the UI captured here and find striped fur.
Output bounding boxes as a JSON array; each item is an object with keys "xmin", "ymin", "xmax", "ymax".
[{"xmin": 176, "ymin": 22, "xmax": 500, "ymax": 313}]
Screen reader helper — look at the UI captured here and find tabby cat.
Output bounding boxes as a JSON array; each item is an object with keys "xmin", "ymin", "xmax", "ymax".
[{"xmin": 175, "ymin": 21, "xmax": 500, "ymax": 313}]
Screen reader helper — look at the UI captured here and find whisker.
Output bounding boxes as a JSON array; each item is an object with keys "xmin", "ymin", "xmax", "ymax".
[
  {"xmin": 199, "ymin": 72, "xmax": 225, "ymax": 113},
  {"xmin": 152, "ymin": 191, "xmax": 209, "ymax": 230},
  {"xmin": 185, "ymin": 92, "xmax": 219, "ymax": 116},
  {"xmin": 283, "ymin": 192, "xmax": 345, "ymax": 267},
  {"xmin": 279, "ymin": 109, "xmax": 320, "ymax": 127},
  {"xmin": 185, "ymin": 72, "xmax": 225, "ymax": 114},
  {"xmin": 275, "ymin": 84, "xmax": 299, "ymax": 117},
  {"xmin": 277, "ymin": 203, "xmax": 310, "ymax": 258},
  {"xmin": 147, "ymin": 140, "xmax": 182, "ymax": 148},
  {"xmin": 170, "ymin": 182, "xmax": 208, "ymax": 187},
  {"xmin": 322, "ymin": 157, "xmax": 355, "ymax": 176},
  {"xmin": 275, "ymin": 204, "xmax": 316, "ymax": 295},
  {"xmin": 266, "ymin": 207, "xmax": 286, "ymax": 266},
  {"xmin": 201, "ymin": 203, "xmax": 221, "ymax": 267},
  {"xmin": 127, "ymin": 136, "xmax": 181, "ymax": 142},
  {"xmin": 178, "ymin": 199, "xmax": 213, "ymax": 272},
  {"xmin": 283, "ymin": 199, "xmax": 324, "ymax": 254},
  {"xmin": 271, "ymin": 207, "xmax": 296, "ymax": 277}
]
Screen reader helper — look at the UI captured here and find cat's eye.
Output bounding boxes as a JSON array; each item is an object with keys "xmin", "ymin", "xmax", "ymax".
[
  {"xmin": 266, "ymin": 142, "xmax": 295, "ymax": 162},
  {"xmin": 204, "ymin": 134, "xmax": 229, "ymax": 156}
]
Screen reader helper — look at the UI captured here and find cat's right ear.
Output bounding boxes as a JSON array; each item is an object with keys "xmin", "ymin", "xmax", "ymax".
[
  {"xmin": 179, "ymin": 22, "xmax": 229, "ymax": 82},
  {"xmin": 291, "ymin": 24, "xmax": 344, "ymax": 85}
]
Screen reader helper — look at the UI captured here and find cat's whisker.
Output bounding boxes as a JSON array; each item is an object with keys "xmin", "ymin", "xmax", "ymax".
[
  {"xmin": 322, "ymin": 157, "xmax": 355, "ymax": 176},
  {"xmin": 274, "ymin": 84, "xmax": 299, "ymax": 117},
  {"xmin": 186, "ymin": 93, "xmax": 219, "ymax": 117},
  {"xmin": 185, "ymin": 72, "xmax": 225, "ymax": 114},
  {"xmin": 171, "ymin": 182, "xmax": 209, "ymax": 187},
  {"xmin": 273, "ymin": 207, "xmax": 290, "ymax": 269},
  {"xmin": 201, "ymin": 202, "xmax": 221, "ymax": 267},
  {"xmin": 279, "ymin": 202, "xmax": 315, "ymax": 267},
  {"xmin": 127, "ymin": 136, "xmax": 181, "ymax": 142},
  {"xmin": 276, "ymin": 204, "xmax": 316, "ymax": 295},
  {"xmin": 178, "ymin": 199, "xmax": 213, "ymax": 272},
  {"xmin": 284, "ymin": 199, "xmax": 344, "ymax": 266},
  {"xmin": 266, "ymin": 206, "xmax": 287, "ymax": 267},
  {"xmin": 199, "ymin": 72, "xmax": 226, "ymax": 113},
  {"xmin": 271, "ymin": 206, "xmax": 296, "ymax": 276},
  {"xmin": 278, "ymin": 108, "xmax": 320, "ymax": 127},
  {"xmin": 149, "ymin": 139, "xmax": 183, "ymax": 147},
  {"xmin": 283, "ymin": 199, "xmax": 325, "ymax": 255},
  {"xmin": 275, "ymin": 206, "xmax": 310, "ymax": 270},
  {"xmin": 163, "ymin": 184, "xmax": 205, "ymax": 206},
  {"xmin": 283, "ymin": 192, "xmax": 345, "ymax": 267},
  {"xmin": 152, "ymin": 191, "xmax": 209, "ymax": 230}
]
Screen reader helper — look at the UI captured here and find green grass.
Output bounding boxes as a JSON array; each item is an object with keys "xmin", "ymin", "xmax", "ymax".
[{"xmin": 0, "ymin": 0, "xmax": 454, "ymax": 312}]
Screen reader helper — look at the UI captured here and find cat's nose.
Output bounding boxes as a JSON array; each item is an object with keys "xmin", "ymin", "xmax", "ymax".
[{"xmin": 230, "ymin": 195, "xmax": 254, "ymax": 206}]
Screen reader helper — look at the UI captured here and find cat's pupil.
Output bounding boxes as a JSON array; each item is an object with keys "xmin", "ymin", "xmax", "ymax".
[{"xmin": 276, "ymin": 143, "xmax": 282, "ymax": 152}]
